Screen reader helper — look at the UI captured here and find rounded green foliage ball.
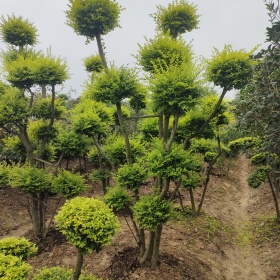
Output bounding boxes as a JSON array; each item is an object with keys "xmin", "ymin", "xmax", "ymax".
[
  {"xmin": 55, "ymin": 197, "xmax": 120, "ymax": 254},
  {"xmin": 104, "ymin": 186, "xmax": 131, "ymax": 212},
  {"xmin": 133, "ymin": 195, "xmax": 172, "ymax": 231}
]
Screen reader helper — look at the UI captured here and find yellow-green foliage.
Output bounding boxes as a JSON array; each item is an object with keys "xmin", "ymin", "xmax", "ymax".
[
  {"xmin": 0, "ymin": 15, "xmax": 37, "ymax": 47},
  {"xmin": 0, "ymin": 237, "xmax": 37, "ymax": 260},
  {"xmin": 153, "ymin": 0, "xmax": 199, "ymax": 38},
  {"xmin": 205, "ymin": 45, "xmax": 255, "ymax": 90},
  {"xmin": 0, "ymin": 163, "xmax": 9, "ymax": 188},
  {"xmin": 33, "ymin": 266, "xmax": 100, "ymax": 280},
  {"xmin": 117, "ymin": 162, "xmax": 147, "ymax": 191},
  {"xmin": 84, "ymin": 54, "xmax": 104, "ymax": 73},
  {"xmin": 66, "ymin": 0, "xmax": 123, "ymax": 39},
  {"xmin": 0, "ymin": 87, "xmax": 29, "ymax": 125},
  {"xmin": 55, "ymin": 197, "xmax": 120, "ymax": 254},
  {"xmin": 247, "ymin": 166, "xmax": 271, "ymax": 189},
  {"xmin": 27, "ymin": 119, "xmax": 58, "ymax": 141},
  {"xmin": 52, "ymin": 169, "xmax": 86, "ymax": 198},
  {"xmin": 133, "ymin": 195, "xmax": 172, "ymax": 231},
  {"xmin": 8, "ymin": 164, "xmax": 52, "ymax": 194},
  {"xmin": 0, "ymin": 253, "xmax": 31, "ymax": 280},
  {"xmin": 136, "ymin": 34, "xmax": 192, "ymax": 73},
  {"xmin": 104, "ymin": 186, "xmax": 131, "ymax": 212}
]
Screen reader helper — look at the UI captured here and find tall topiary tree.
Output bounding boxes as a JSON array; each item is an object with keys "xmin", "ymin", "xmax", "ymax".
[{"xmin": 66, "ymin": 0, "xmax": 123, "ymax": 68}]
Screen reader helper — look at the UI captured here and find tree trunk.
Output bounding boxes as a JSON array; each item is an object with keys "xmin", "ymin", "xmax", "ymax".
[
  {"xmin": 72, "ymin": 248, "xmax": 84, "ymax": 280},
  {"xmin": 39, "ymin": 191, "xmax": 48, "ymax": 238},
  {"xmin": 159, "ymin": 178, "xmax": 170, "ymax": 201},
  {"xmin": 30, "ymin": 193, "xmax": 40, "ymax": 236},
  {"xmin": 96, "ymin": 32, "xmax": 108, "ymax": 69},
  {"xmin": 163, "ymin": 115, "xmax": 170, "ymax": 143},
  {"xmin": 116, "ymin": 102, "xmax": 132, "ymax": 165},
  {"xmin": 268, "ymin": 174, "xmax": 280, "ymax": 222},
  {"xmin": 158, "ymin": 113, "xmax": 163, "ymax": 140},
  {"xmin": 166, "ymin": 113, "xmax": 179, "ymax": 153},
  {"xmin": 197, "ymin": 164, "xmax": 211, "ymax": 214},
  {"xmin": 140, "ymin": 231, "xmax": 155, "ymax": 265},
  {"xmin": 189, "ymin": 187, "xmax": 196, "ymax": 215},
  {"xmin": 151, "ymin": 224, "xmax": 163, "ymax": 268}
]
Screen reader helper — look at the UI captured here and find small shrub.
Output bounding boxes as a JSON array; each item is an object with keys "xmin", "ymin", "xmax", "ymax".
[
  {"xmin": 33, "ymin": 266, "xmax": 100, "ymax": 280},
  {"xmin": 0, "ymin": 253, "xmax": 31, "ymax": 280},
  {"xmin": 0, "ymin": 237, "xmax": 37, "ymax": 260}
]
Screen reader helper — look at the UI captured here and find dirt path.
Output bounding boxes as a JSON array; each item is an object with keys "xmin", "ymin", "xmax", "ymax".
[{"xmin": 215, "ymin": 154, "xmax": 267, "ymax": 280}]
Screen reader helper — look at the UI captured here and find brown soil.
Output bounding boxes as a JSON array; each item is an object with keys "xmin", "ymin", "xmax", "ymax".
[{"xmin": 1, "ymin": 154, "xmax": 280, "ymax": 279}]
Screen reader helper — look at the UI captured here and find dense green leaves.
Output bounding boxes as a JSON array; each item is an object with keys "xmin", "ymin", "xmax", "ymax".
[
  {"xmin": 84, "ymin": 54, "xmax": 104, "ymax": 72},
  {"xmin": 205, "ymin": 45, "xmax": 254, "ymax": 91},
  {"xmin": 8, "ymin": 165, "xmax": 52, "ymax": 194},
  {"xmin": 86, "ymin": 66, "xmax": 142, "ymax": 104},
  {"xmin": 52, "ymin": 170, "xmax": 86, "ymax": 198},
  {"xmin": 0, "ymin": 88, "xmax": 29, "ymax": 125},
  {"xmin": 0, "ymin": 253, "xmax": 31, "ymax": 280},
  {"xmin": 150, "ymin": 63, "xmax": 200, "ymax": 115},
  {"xmin": 153, "ymin": 0, "xmax": 199, "ymax": 38},
  {"xmin": 133, "ymin": 195, "xmax": 172, "ymax": 231},
  {"xmin": 33, "ymin": 266, "xmax": 100, "ymax": 280},
  {"xmin": 0, "ymin": 15, "xmax": 37, "ymax": 47},
  {"xmin": 55, "ymin": 197, "xmax": 120, "ymax": 254},
  {"xmin": 117, "ymin": 162, "xmax": 147, "ymax": 191},
  {"xmin": 247, "ymin": 166, "xmax": 271, "ymax": 189},
  {"xmin": 0, "ymin": 237, "xmax": 37, "ymax": 260},
  {"xmin": 66, "ymin": 0, "xmax": 123, "ymax": 40},
  {"xmin": 104, "ymin": 186, "xmax": 131, "ymax": 212},
  {"xmin": 137, "ymin": 34, "xmax": 192, "ymax": 74}
]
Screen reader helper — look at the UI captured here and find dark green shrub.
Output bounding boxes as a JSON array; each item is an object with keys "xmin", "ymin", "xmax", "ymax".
[
  {"xmin": 52, "ymin": 169, "xmax": 86, "ymax": 198},
  {"xmin": 247, "ymin": 166, "xmax": 271, "ymax": 189},
  {"xmin": 104, "ymin": 186, "xmax": 131, "ymax": 212},
  {"xmin": 133, "ymin": 195, "xmax": 172, "ymax": 231}
]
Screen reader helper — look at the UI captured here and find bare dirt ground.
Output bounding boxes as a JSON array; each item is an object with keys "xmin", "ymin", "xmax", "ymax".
[{"xmin": 1, "ymin": 154, "xmax": 280, "ymax": 279}]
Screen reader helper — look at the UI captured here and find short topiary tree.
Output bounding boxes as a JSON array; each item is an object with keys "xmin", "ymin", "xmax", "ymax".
[
  {"xmin": 0, "ymin": 237, "xmax": 37, "ymax": 260},
  {"xmin": 55, "ymin": 197, "xmax": 120, "ymax": 280}
]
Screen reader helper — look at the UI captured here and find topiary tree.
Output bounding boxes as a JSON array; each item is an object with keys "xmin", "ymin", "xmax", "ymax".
[
  {"xmin": 133, "ymin": 195, "xmax": 172, "ymax": 267},
  {"xmin": 86, "ymin": 66, "xmax": 144, "ymax": 164},
  {"xmin": 66, "ymin": 0, "xmax": 123, "ymax": 68},
  {"xmin": 183, "ymin": 45, "xmax": 255, "ymax": 149},
  {"xmin": 0, "ymin": 237, "xmax": 37, "ymax": 261},
  {"xmin": 55, "ymin": 197, "xmax": 120, "ymax": 280}
]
